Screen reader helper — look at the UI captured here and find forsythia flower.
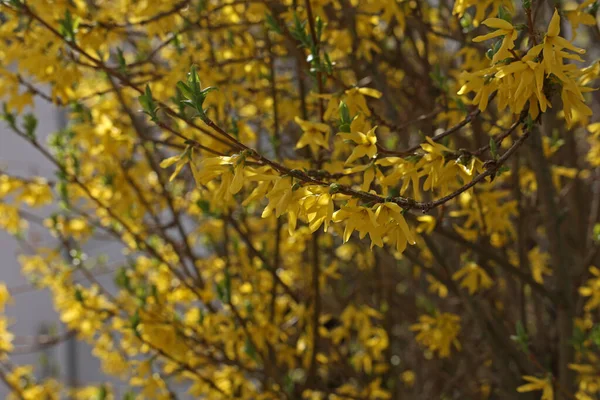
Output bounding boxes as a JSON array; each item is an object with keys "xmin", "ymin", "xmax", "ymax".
[
  {"xmin": 0, "ymin": 203, "xmax": 25, "ymax": 234},
  {"xmin": 564, "ymin": 0, "xmax": 598, "ymax": 39},
  {"xmin": 517, "ymin": 375, "xmax": 554, "ymax": 400},
  {"xmin": 14, "ymin": 178, "xmax": 53, "ymax": 207},
  {"xmin": 343, "ymin": 87, "xmax": 382, "ymax": 117},
  {"xmin": 569, "ymin": 364, "xmax": 600, "ymax": 399},
  {"xmin": 427, "ymin": 275, "xmax": 449, "ymax": 298},
  {"xmin": 452, "ymin": 0, "xmax": 514, "ymax": 25},
  {"xmin": 586, "ymin": 123, "xmax": 600, "ymax": 166},
  {"xmin": 0, "ymin": 284, "xmax": 11, "ymax": 312},
  {"xmin": 341, "ymin": 126, "xmax": 378, "ymax": 165},
  {"xmin": 295, "ymin": 117, "xmax": 330, "ymax": 156},
  {"xmin": 528, "ymin": 247, "xmax": 553, "ymax": 284},
  {"xmin": 460, "ymin": 9, "xmax": 593, "ymax": 125},
  {"xmin": 160, "ymin": 147, "xmax": 191, "ymax": 182},
  {"xmin": 473, "ymin": 18, "xmax": 517, "ymax": 64},
  {"xmin": 410, "ymin": 312, "xmax": 461, "ymax": 358},
  {"xmin": 452, "ymin": 262, "xmax": 494, "ymax": 294},
  {"xmin": 542, "ymin": 10, "xmax": 586, "ymax": 76},
  {"xmin": 579, "ymin": 266, "xmax": 600, "ymax": 311}
]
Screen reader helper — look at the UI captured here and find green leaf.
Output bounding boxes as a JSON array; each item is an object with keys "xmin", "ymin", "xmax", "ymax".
[
  {"xmin": 244, "ymin": 337, "xmax": 258, "ymax": 361},
  {"xmin": 265, "ymin": 13, "xmax": 282, "ymax": 34},
  {"xmin": 230, "ymin": 116, "xmax": 240, "ymax": 138},
  {"xmin": 489, "ymin": 137, "xmax": 498, "ymax": 159},
  {"xmin": 201, "ymin": 86, "xmax": 218, "ymax": 96},
  {"xmin": 171, "ymin": 87, "xmax": 187, "ymax": 118},
  {"xmin": 176, "ymin": 66, "xmax": 218, "ymax": 121},
  {"xmin": 96, "ymin": 385, "xmax": 108, "ymax": 400},
  {"xmin": 176, "ymin": 81, "xmax": 194, "ymax": 100},
  {"xmin": 590, "ymin": 324, "xmax": 600, "ymax": 347},
  {"xmin": 187, "ymin": 65, "xmax": 201, "ymax": 94},
  {"xmin": 216, "ymin": 269, "xmax": 232, "ymax": 303},
  {"xmin": 130, "ymin": 310, "xmax": 141, "ymax": 333},
  {"xmin": 290, "ymin": 13, "xmax": 310, "ymax": 48},
  {"xmin": 114, "ymin": 267, "xmax": 131, "ymax": 291},
  {"xmin": 593, "ymin": 223, "xmax": 600, "ymax": 243},
  {"xmin": 570, "ymin": 326, "xmax": 587, "ymax": 353},
  {"xmin": 526, "ymin": 117, "xmax": 535, "ymax": 131},
  {"xmin": 138, "ymin": 84, "xmax": 159, "ymax": 122},
  {"xmin": 324, "ymin": 52, "xmax": 334, "ymax": 75},
  {"xmin": 496, "ymin": 165, "xmax": 510, "ymax": 177},
  {"xmin": 486, "ymin": 40, "xmax": 503, "ymax": 61},
  {"xmin": 59, "ymin": 9, "xmax": 79, "ymax": 42},
  {"xmin": 196, "ymin": 199, "xmax": 212, "ymax": 215},
  {"xmin": 339, "ymin": 101, "xmax": 352, "ymax": 132},
  {"xmin": 498, "ymin": 5, "xmax": 512, "ymax": 22},
  {"xmin": 510, "ymin": 321, "xmax": 530, "ymax": 353},
  {"xmin": 74, "ymin": 288, "xmax": 84, "ymax": 302},
  {"xmin": 404, "ymin": 154, "xmax": 423, "ymax": 164},
  {"xmin": 1, "ymin": 103, "xmax": 17, "ymax": 130},
  {"xmin": 116, "ymin": 48, "xmax": 127, "ymax": 74},
  {"xmin": 22, "ymin": 113, "xmax": 37, "ymax": 140},
  {"xmin": 315, "ymin": 16, "xmax": 324, "ymax": 43}
]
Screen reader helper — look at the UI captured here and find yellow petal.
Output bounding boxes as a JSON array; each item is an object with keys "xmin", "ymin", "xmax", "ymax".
[
  {"xmin": 473, "ymin": 30, "xmax": 506, "ymax": 42},
  {"xmin": 482, "ymin": 18, "xmax": 514, "ymax": 31},
  {"xmin": 357, "ymin": 87, "xmax": 383, "ymax": 98},
  {"xmin": 548, "ymin": 9, "xmax": 561, "ymax": 37}
]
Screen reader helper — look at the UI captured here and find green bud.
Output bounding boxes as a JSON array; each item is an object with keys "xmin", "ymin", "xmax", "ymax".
[{"xmin": 329, "ymin": 183, "xmax": 341, "ymax": 194}]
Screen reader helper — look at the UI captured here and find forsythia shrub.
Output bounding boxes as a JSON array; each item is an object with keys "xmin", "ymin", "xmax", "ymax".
[{"xmin": 0, "ymin": 0, "xmax": 599, "ymax": 399}]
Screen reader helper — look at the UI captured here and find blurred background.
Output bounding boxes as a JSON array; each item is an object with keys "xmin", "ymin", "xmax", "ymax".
[{"xmin": 0, "ymin": 96, "xmax": 127, "ymax": 396}]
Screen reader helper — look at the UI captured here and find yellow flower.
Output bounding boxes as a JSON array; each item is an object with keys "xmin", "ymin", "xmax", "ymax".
[
  {"xmin": 0, "ymin": 283, "xmax": 11, "ymax": 312},
  {"xmin": 0, "ymin": 203, "xmax": 26, "ymax": 234},
  {"xmin": 340, "ymin": 126, "xmax": 378, "ymax": 165},
  {"xmin": 579, "ymin": 266, "xmax": 600, "ymax": 311},
  {"xmin": 517, "ymin": 375, "xmax": 554, "ymax": 400},
  {"xmin": 473, "ymin": 18, "xmax": 517, "ymax": 64},
  {"xmin": 543, "ymin": 9, "xmax": 586, "ymax": 76},
  {"xmin": 586, "ymin": 123, "xmax": 600, "ymax": 166},
  {"xmin": 294, "ymin": 117, "xmax": 330, "ymax": 156},
  {"xmin": 416, "ymin": 215, "xmax": 436, "ymax": 234},
  {"xmin": 160, "ymin": 147, "xmax": 191, "ymax": 182},
  {"xmin": 401, "ymin": 370, "xmax": 416, "ymax": 387},
  {"xmin": 565, "ymin": 0, "xmax": 597, "ymax": 39},
  {"xmin": 452, "ymin": 262, "xmax": 494, "ymax": 295},
  {"xmin": 15, "ymin": 179, "xmax": 53, "ymax": 208},
  {"xmin": 343, "ymin": 87, "xmax": 382, "ymax": 117},
  {"xmin": 426, "ymin": 275, "xmax": 448, "ymax": 298},
  {"xmin": 495, "ymin": 45, "xmax": 550, "ymax": 116},
  {"xmin": 569, "ymin": 364, "xmax": 600, "ymax": 398},
  {"xmin": 303, "ymin": 192, "xmax": 334, "ymax": 233},
  {"xmin": 528, "ymin": 247, "xmax": 553, "ymax": 284},
  {"xmin": 332, "ymin": 199, "xmax": 380, "ymax": 243},
  {"xmin": 410, "ymin": 312, "xmax": 461, "ymax": 358},
  {"xmin": 453, "ymin": 0, "xmax": 514, "ymax": 26}
]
